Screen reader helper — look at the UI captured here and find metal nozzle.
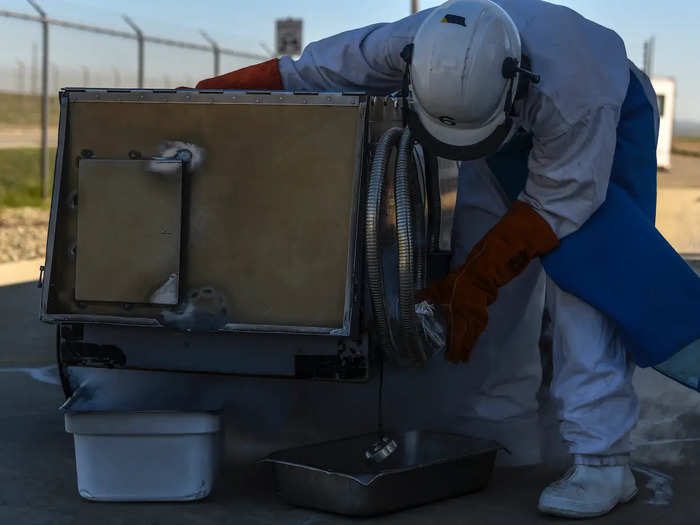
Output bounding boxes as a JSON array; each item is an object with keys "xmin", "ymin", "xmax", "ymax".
[{"xmin": 365, "ymin": 435, "xmax": 398, "ymax": 464}]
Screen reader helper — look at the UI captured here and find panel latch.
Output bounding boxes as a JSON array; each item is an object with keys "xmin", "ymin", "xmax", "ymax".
[{"xmin": 37, "ymin": 265, "xmax": 45, "ymax": 289}]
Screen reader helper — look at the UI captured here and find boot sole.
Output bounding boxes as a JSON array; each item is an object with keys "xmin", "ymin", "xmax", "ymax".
[{"xmin": 538, "ymin": 487, "xmax": 638, "ymax": 519}]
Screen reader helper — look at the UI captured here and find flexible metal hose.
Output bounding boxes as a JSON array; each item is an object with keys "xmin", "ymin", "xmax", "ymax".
[
  {"xmin": 395, "ymin": 128, "xmax": 428, "ymax": 365},
  {"xmin": 411, "ymin": 144, "xmax": 441, "ymax": 253},
  {"xmin": 410, "ymin": 145, "xmax": 428, "ymax": 290},
  {"xmin": 366, "ymin": 127, "xmax": 403, "ymax": 361},
  {"xmin": 424, "ymin": 150, "xmax": 442, "ymax": 252},
  {"xmin": 367, "ymin": 126, "xmax": 438, "ymax": 366}
]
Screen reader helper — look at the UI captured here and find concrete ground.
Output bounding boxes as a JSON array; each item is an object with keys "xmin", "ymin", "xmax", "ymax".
[
  {"xmin": 1, "ymin": 357, "xmax": 699, "ymax": 525},
  {"xmin": 1, "ymin": 267, "xmax": 700, "ymax": 524}
]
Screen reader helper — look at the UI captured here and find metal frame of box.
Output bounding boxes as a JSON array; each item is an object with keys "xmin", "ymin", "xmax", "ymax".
[{"xmin": 40, "ymin": 89, "xmax": 369, "ymax": 338}]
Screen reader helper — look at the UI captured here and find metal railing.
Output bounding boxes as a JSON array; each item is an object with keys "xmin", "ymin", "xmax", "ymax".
[{"xmin": 1, "ymin": 2, "xmax": 268, "ymax": 198}]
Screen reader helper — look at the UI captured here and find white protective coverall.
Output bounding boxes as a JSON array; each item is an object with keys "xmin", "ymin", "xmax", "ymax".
[{"xmin": 265, "ymin": 0, "xmax": 659, "ymax": 465}]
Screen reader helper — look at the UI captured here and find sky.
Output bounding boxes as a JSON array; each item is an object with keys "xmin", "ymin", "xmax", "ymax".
[{"xmin": 0, "ymin": 0, "xmax": 698, "ymax": 122}]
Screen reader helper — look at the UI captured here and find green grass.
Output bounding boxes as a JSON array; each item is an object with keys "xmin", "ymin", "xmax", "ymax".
[
  {"xmin": 0, "ymin": 147, "xmax": 55, "ymax": 208},
  {"xmin": 0, "ymin": 91, "xmax": 60, "ymax": 127}
]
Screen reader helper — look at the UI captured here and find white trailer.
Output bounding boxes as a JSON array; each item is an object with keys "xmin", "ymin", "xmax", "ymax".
[{"xmin": 651, "ymin": 76, "xmax": 676, "ymax": 170}]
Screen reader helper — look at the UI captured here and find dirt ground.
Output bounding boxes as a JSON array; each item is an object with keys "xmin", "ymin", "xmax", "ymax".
[
  {"xmin": 673, "ymin": 138, "xmax": 700, "ymax": 157},
  {"xmin": 0, "ymin": 206, "xmax": 49, "ymax": 263},
  {"xmin": 0, "ymin": 125, "xmax": 58, "ymax": 149},
  {"xmin": 656, "ymin": 154, "xmax": 700, "ymax": 254}
]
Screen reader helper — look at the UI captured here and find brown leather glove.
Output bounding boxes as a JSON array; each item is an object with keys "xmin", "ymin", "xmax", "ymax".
[
  {"xmin": 416, "ymin": 201, "xmax": 559, "ymax": 363},
  {"xmin": 196, "ymin": 58, "xmax": 283, "ymax": 90}
]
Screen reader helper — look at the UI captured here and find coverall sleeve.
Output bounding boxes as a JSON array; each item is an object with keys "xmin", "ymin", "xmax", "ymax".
[
  {"xmin": 278, "ymin": 10, "xmax": 433, "ymax": 94},
  {"xmin": 518, "ymin": 99, "xmax": 622, "ymax": 239}
]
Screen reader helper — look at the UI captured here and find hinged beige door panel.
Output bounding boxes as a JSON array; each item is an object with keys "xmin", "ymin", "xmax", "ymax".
[
  {"xmin": 42, "ymin": 90, "xmax": 366, "ymax": 335},
  {"xmin": 75, "ymin": 159, "xmax": 182, "ymax": 305}
]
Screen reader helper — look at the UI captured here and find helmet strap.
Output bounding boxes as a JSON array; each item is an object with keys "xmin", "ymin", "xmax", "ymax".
[{"xmin": 515, "ymin": 54, "xmax": 536, "ymax": 101}]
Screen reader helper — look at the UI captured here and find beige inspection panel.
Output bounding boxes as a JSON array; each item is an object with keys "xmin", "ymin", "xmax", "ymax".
[
  {"xmin": 75, "ymin": 159, "xmax": 182, "ymax": 305},
  {"xmin": 44, "ymin": 91, "xmax": 366, "ymax": 333}
]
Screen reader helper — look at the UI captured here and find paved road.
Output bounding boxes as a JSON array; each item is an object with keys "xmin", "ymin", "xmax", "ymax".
[
  {"xmin": 0, "ymin": 126, "xmax": 57, "ymax": 149},
  {"xmin": 0, "ymin": 280, "xmax": 55, "ymax": 366}
]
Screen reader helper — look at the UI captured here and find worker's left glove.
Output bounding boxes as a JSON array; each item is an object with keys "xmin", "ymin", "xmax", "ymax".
[
  {"xmin": 416, "ymin": 201, "xmax": 559, "ymax": 363},
  {"xmin": 195, "ymin": 58, "xmax": 283, "ymax": 90}
]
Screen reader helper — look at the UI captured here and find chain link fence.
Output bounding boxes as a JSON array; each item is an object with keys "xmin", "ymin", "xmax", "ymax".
[{"xmin": 1, "ymin": 3, "xmax": 270, "ymax": 198}]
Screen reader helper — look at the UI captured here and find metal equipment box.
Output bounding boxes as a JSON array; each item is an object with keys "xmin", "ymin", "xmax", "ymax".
[
  {"xmin": 42, "ymin": 89, "xmax": 373, "ymax": 384},
  {"xmin": 42, "ymin": 88, "xmax": 454, "ymax": 390}
]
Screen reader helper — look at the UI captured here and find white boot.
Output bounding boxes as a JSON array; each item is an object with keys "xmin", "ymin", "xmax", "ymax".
[{"xmin": 538, "ymin": 464, "xmax": 638, "ymax": 518}]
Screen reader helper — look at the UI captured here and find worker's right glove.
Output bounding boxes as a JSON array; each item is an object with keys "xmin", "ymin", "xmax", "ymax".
[
  {"xmin": 195, "ymin": 59, "xmax": 283, "ymax": 90},
  {"xmin": 416, "ymin": 201, "xmax": 560, "ymax": 363}
]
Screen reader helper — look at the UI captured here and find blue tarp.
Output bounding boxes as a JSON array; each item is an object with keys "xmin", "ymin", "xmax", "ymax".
[{"xmin": 487, "ymin": 70, "xmax": 700, "ymax": 369}]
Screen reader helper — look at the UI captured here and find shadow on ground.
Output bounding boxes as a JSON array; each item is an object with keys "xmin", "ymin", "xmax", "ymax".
[
  {"xmin": 2, "ymin": 272, "xmax": 700, "ymax": 523},
  {"xmin": 0, "ymin": 281, "xmax": 55, "ymax": 365}
]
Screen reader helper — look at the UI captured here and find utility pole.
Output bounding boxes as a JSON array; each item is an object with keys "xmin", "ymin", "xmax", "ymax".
[
  {"xmin": 643, "ymin": 36, "xmax": 655, "ymax": 77},
  {"xmin": 82, "ymin": 66, "xmax": 90, "ymax": 87},
  {"xmin": 259, "ymin": 41, "xmax": 274, "ymax": 58},
  {"xmin": 411, "ymin": 0, "xmax": 419, "ymax": 14},
  {"xmin": 200, "ymin": 30, "xmax": 220, "ymax": 77},
  {"xmin": 112, "ymin": 67, "xmax": 121, "ymax": 87},
  {"xmin": 31, "ymin": 42, "xmax": 38, "ymax": 94},
  {"xmin": 16, "ymin": 60, "xmax": 26, "ymax": 93},
  {"xmin": 51, "ymin": 64, "xmax": 58, "ymax": 93},
  {"xmin": 27, "ymin": 0, "xmax": 49, "ymax": 199},
  {"xmin": 123, "ymin": 15, "xmax": 144, "ymax": 88}
]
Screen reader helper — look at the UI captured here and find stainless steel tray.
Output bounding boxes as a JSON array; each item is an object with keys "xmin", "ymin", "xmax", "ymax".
[{"xmin": 262, "ymin": 430, "xmax": 500, "ymax": 517}]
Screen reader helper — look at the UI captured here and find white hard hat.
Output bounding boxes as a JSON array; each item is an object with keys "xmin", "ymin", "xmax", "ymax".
[{"xmin": 403, "ymin": 0, "xmax": 538, "ymax": 160}]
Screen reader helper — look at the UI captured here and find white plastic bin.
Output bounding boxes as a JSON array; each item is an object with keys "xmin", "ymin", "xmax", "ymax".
[{"xmin": 65, "ymin": 411, "xmax": 222, "ymax": 501}]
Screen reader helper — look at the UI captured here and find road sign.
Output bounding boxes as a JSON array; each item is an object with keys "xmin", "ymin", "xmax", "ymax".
[{"xmin": 276, "ymin": 18, "xmax": 302, "ymax": 56}]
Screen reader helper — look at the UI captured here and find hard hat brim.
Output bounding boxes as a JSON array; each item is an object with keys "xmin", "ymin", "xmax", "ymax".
[{"xmin": 413, "ymin": 99, "xmax": 506, "ymax": 149}]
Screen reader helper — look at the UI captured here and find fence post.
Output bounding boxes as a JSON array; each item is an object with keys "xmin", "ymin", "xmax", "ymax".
[
  {"xmin": 259, "ymin": 42, "xmax": 274, "ymax": 58},
  {"xmin": 200, "ymin": 30, "xmax": 220, "ymax": 76},
  {"xmin": 27, "ymin": 0, "xmax": 49, "ymax": 199},
  {"xmin": 16, "ymin": 60, "xmax": 26, "ymax": 93},
  {"xmin": 51, "ymin": 64, "xmax": 58, "ymax": 93},
  {"xmin": 31, "ymin": 43, "xmax": 38, "ymax": 95},
  {"xmin": 123, "ymin": 15, "xmax": 144, "ymax": 88}
]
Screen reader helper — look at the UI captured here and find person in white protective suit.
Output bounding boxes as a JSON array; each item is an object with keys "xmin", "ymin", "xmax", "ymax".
[{"xmin": 196, "ymin": 0, "xmax": 661, "ymax": 518}]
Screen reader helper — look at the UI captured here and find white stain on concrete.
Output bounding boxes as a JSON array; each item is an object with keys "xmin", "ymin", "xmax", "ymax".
[
  {"xmin": 634, "ymin": 437, "xmax": 700, "ymax": 446},
  {"xmin": 632, "ymin": 464, "xmax": 674, "ymax": 506},
  {"xmin": 0, "ymin": 365, "xmax": 60, "ymax": 386}
]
